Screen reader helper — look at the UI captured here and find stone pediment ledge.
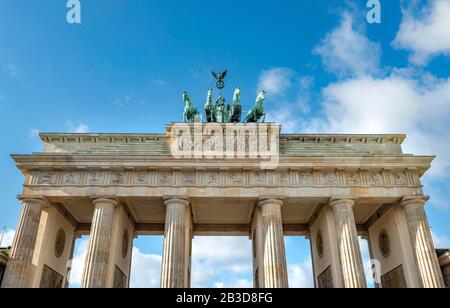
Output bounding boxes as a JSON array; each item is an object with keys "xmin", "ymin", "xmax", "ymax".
[
  {"xmin": 11, "ymin": 154, "xmax": 434, "ymax": 175},
  {"xmin": 10, "ymin": 130, "xmax": 433, "ymax": 179}
]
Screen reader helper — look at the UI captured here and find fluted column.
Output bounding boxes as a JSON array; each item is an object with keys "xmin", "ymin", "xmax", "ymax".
[
  {"xmin": 81, "ymin": 198, "xmax": 117, "ymax": 288},
  {"xmin": 259, "ymin": 198, "xmax": 288, "ymax": 288},
  {"xmin": 402, "ymin": 196, "xmax": 445, "ymax": 288},
  {"xmin": 161, "ymin": 197, "xmax": 190, "ymax": 288},
  {"xmin": 1, "ymin": 197, "xmax": 47, "ymax": 288},
  {"xmin": 330, "ymin": 198, "xmax": 366, "ymax": 288}
]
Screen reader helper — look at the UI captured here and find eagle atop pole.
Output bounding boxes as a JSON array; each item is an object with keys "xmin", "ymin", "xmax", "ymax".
[{"xmin": 212, "ymin": 70, "xmax": 228, "ymax": 93}]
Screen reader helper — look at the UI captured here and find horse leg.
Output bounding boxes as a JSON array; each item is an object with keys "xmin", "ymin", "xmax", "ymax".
[
  {"xmin": 260, "ymin": 112, "xmax": 266, "ymax": 123},
  {"xmin": 245, "ymin": 109, "xmax": 253, "ymax": 123}
]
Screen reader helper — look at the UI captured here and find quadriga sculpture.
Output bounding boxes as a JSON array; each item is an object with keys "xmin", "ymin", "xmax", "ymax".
[
  {"xmin": 182, "ymin": 91, "xmax": 199, "ymax": 122},
  {"xmin": 229, "ymin": 87, "xmax": 242, "ymax": 123},
  {"xmin": 245, "ymin": 90, "xmax": 266, "ymax": 123},
  {"xmin": 204, "ymin": 89, "xmax": 216, "ymax": 123}
]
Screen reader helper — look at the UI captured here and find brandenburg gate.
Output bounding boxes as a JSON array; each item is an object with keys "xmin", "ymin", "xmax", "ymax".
[
  {"xmin": 0, "ymin": 82, "xmax": 446, "ymax": 288},
  {"xmin": 1, "ymin": 123, "xmax": 445, "ymax": 288}
]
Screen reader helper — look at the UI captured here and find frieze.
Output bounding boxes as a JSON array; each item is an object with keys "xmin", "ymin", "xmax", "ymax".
[
  {"xmin": 86, "ymin": 171, "xmax": 105, "ymax": 185},
  {"xmin": 228, "ymin": 171, "xmax": 244, "ymax": 186},
  {"xmin": 346, "ymin": 171, "xmax": 361, "ymax": 186},
  {"xmin": 323, "ymin": 171, "xmax": 337, "ymax": 186},
  {"xmin": 159, "ymin": 172, "xmax": 173, "ymax": 186},
  {"xmin": 134, "ymin": 172, "xmax": 148, "ymax": 185},
  {"xmin": 277, "ymin": 172, "xmax": 290, "ymax": 185},
  {"xmin": 204, "ymin": 172, "xmax": 220, "ymax": 186},
  {"xmin": 38, "ymin": 172, "xmax": 55, "ymax": 185},
  {"xmin": 368, "ymin": 172, "xmax": 384, "ymax": 187},
  {"xmin": 393, "ymin": 172, "xmax": 408, "ymax": 186},
  {"xmin": 182, "ymin": 172, "xmax": 197, "ymax": 185},
  {"xmin": 63, "ymin": 172, "xmax": 80, "ymax": 185},
  {"xmin": 110, "ymin": 173, "xmax": 124, "ymax": 185},
  {"xmin": 250, "ymin": 171, "xmax": 267, "ymax": 186},
  {"xmin": 299, "ymin": 172, "xmax": 314, "ymax": 186},
  {"xmin": 30, "ymin": 169, "xmax": 423, "ymax": 189}
]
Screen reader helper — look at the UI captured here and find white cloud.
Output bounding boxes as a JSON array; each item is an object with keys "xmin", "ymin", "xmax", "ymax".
[
  {"xmin": 433, "ymin": 232, "xmax": 450, "ymax": 248},
  {"xmin": 29, "ymin": 128, "xmax": 40, "ymax": 139},
  {"xmin": 268, "ymin": 12, "xmax": 450, "ymax": 179},
  {"xmin": 297, "ymin": 76, "xmax": 314, "ymax": 114},
  {"xmin": 314, "ymin": 12, "xmax": 381, "ymax": 77},
  {"xmin": 288, "ymin": 259, "xmax": 313, "ymax": 288},
  {"xmin": 68, "ymin": 237, "xmax": 88, "ymax": 287},
  {"xmin": 359, "ymin": 237, "xmax": 377, "ymax": 288},
  {"xmin": 66, "ymin": 121, "xmax": 89, "ymax": 133},
  {"xmin": 67, "ymin": 236, "xmax": 252, "ymax": 288},
  {"xmin": 68, "ymin": 241, "xmax": 163, "ymax": 288},
  {"xmin": 113, "ymin": 94, "xmax": 134, "ymax": 108},
  {"xmin": 191, "ymin": 237, "xmax": 253, "ymax": 288},
  {"xmin": 257, "ymin": 68, "xmax": 295, "ymax": 96},
  {"xmin": 259, "ymin": 70, "xmax": 314, "ymax": 130},
  {"xmin": 213, "ymin": 279, "xmax": 252, "ymax": 288},
  {"xmin": 301, "ymin": 71, "xmax": 450, "ymax": 178},
  {"xmin": 0, "ymin": 229, "xmax": 15, "ymax": 247},
  {"xmin": 393, "ymin": 0, "xmax": 450, "ymax": 65},
  {"xmin": 267, "ymin": 107, "xmax": 301, "ymax": 133},
  {"xmin": 153, "ymin": 79, "xmax": 167, "ymax": 86},
  {"xmin": 130, "ymin": 247, "xmax": 162, "ymax": 288}
]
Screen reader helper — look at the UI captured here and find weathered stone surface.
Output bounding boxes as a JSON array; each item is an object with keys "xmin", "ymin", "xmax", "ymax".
[
  {"xmin": 4, "ymin": 125, "xmax": 443, "ymax": 288},
  {"xmin": 330, "ymin": 198, "xmax": 366, "ymax": 288},
  {"xmin": 253, "ymin": 198, "xmax": 288, "ymax": 288},
  {"xmin": 161, "ymin": 198, "xmax": 192, "ymax": 288},
  {"xmin": 1, "ymin": 198, "xmax": 46, "ymax": 288},
  {"xmin": 81, "ymin": 198, "xmax": 117, "ymax": 288},
  {"xmin": 402, "ymin": 196, "xmax": 445, "ymax": 288}
]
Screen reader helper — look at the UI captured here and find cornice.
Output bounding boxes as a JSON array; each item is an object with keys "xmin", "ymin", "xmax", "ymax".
[
  {"xmin": 11, "ymin": 154, "xmax": 434, "ymax": 174},
  {"xmin": 39, "ymin": 132, "xmax": 406, "ymax": 145}
]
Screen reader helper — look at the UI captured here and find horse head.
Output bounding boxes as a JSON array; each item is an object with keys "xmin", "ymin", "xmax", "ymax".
[
  {"xmin": 205, "ymin": 89, "xmax": 213, "ymax": 107},
  {"xmin": 255, "ymin": 90, "xmax": 266, "ymax": 106},
  {"xmin": 182, "ymin": 91, "xmax": 192, "ymax": 106},
  {"xmin": 233, "ymin": 87, "xmax": 241, "ymax": 105}
]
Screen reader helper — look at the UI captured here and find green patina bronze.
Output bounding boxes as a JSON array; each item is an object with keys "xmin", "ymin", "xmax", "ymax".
[
  {"xmin": 230, "ymin": 87, "xmax": 242, "ymax": 123},
  {"xmin": 204, "ymin": 89, "xmax": 216, "ymax": 123},
  {"xmin": 215, "ymin": 95, "xmax": 229, "ymax": 123},
  {"xmin": 244, "ymin": 90, "xmax": 266, "ymax": 123},
  {"xmin": 182, "ymin": 91, "xmax": 199, "ymax": 122},
  {"xmin": 182, "ymin": 71, "xmax": 266, "ymax": 123}
]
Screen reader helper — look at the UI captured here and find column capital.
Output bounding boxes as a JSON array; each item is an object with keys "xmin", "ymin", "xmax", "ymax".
[
  {"xmin": 17, "ymin": 195, "xmax": 50, "ymax": 209},
  {"xmin": 328, "ymin": 196, "xmax": 357, "ymax": 208},
  {"xmin": 360, "ymin": 232, "xmax": 370, "ymax": 241},
  {"xmin": 163, "ymin": 197, "xmax": 190, "ymax": 207},
  {"xmin": 73, "ymin": 232, "xmax": 83, "ymax": 240},
  {"xmin": 401, "ymin": 195, "xmax": 430, "ymax": 208},
  {"xmin": 91, "ymin": 197, "xmax": 119, "ymax": 207},
  {"xmin": 257, "ymin": 197, "xmax": 284, "ymax": 208}
]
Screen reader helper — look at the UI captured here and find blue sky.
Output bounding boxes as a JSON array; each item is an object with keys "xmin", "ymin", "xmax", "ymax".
[{"xmin": 1, "ymin": 0, "xmax": 450, "ymax": 288}]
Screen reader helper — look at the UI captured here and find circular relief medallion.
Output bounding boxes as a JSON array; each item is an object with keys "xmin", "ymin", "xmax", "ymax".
[
  {"xmin": 122, "ymin": 229, "xmax": 130, "ymax": 258},
  {"xmin": 316, "ymin": 230, "xmax": 324, "ymax": 258},
  {"xmin": 379, "ymin": 230, "xmax": 391, "ymax": 258},
  {"xmin": 55, "ymin": 229, "xmax": 66, "ymax": 258}
]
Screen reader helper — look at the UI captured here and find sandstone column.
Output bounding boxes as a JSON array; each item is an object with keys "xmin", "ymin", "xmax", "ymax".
[
  {"xmin": 81, "ymin": 198, "xmax": 117, "ymax": 288},
  {"xmin": 402, "ymin": 196, "xmax": 445, "ymax": 288},
  {"xmin": 161, "ymin": 197, "xmax": 191, "ymax": 288},
  {"xmin": 330, "ymin": 198, "xmax": 366, "ymax": 288},
  {"xmin": 1, "ymin": 197, "xmax": 47, "ymax": 288},
  {"xmin": 259, "ymin": 198, "xmax": 288, "ymax": 288}
]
